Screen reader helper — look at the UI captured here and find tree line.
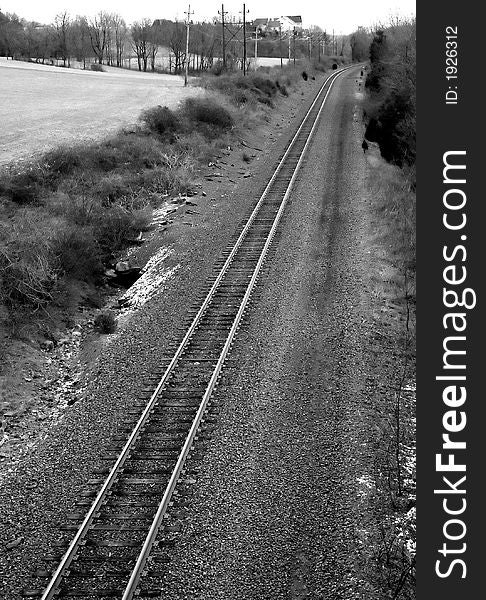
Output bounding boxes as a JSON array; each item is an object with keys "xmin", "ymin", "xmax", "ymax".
[
  {"xmin": 0, "ymin": 10, "xmax": 222, "ymax": 73},
  {"xmin": 1, "ymin": 10, "xmax": 353, "ymax": 74},
  {"xmin": 363, "ymin": 18, "xmax": 416, "ymax": 168}
]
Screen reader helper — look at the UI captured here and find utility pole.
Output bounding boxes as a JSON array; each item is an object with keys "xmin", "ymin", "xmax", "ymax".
[
  {"xmin": 242, "ymin": 3, "xmax": 247, "ymax": 76},
  {"xmin": 293, "ymin": 27, "xmax": 296, "ymax": 65},
  {"xmin": 279, "ymin": 23, "xmax": 283, "ymax": 68},
  {"xmin": 219, "ymin": 4, "xmax": 227, "ymax": 70},
  {"xmin": 288, "ymin": 31, "xmax": 291, "ymax": 60},
  {"xmin": 254, "ymin": 27, "xmax": 258, "ymax": 60},
  {"xmin": 184, "ymin": 4, "xmax": 193, "ymax": 86}
]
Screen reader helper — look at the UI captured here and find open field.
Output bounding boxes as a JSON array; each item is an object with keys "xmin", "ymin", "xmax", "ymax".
[{"xmin": 0, "ymin": 58, "xmax": 200, "ymax": 166}]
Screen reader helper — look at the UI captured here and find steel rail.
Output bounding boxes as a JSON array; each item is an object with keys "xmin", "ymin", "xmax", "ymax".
[
  {"xmin": 122, "ymin": 64, "xmax": 352, "ymax": 600},
  {"xmin": 40, "ymin": 64, "xmax": 354, "ymax": 600}
]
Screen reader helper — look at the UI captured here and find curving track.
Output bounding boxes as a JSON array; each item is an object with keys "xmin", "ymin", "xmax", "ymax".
[{"xmin": 24, "ymin": 64, "xmax": 356, "ymax": 600}]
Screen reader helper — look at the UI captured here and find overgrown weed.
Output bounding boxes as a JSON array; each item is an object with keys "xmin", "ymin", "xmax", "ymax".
[{"xmin": 363, "ymin": 157, "xmax": 416, "ymax": 599}]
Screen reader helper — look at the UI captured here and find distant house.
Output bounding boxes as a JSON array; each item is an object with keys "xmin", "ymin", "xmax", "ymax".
[
  {"xmin": 280, "ymin": 16, "xmax": 303, "ymax": 32},
  {"xmin": 253, "ymin": 15, "xmax": 303, "ymax": 35}
]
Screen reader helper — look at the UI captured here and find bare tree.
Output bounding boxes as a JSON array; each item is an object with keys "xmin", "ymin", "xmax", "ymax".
[
  {"xmin": 89, "ymin": 11, "xmax": 110, "ymax": 64},
  {"xmin": 169, "ymin": 20, "xmax": 186, "ymax": 74},
  {"xmin": 0, "ymin": 12, "xmax": 24, "ymax": 59},
  {"xmin": 39, "ymin": 26, "xmax": 56, "ymax": 63},
  {"xmin": 22, "ymin": 22, "xmax": 38, "ymax": 60},
  {"xmin": 112, "ymin": 14, "xmax": 127, "ymax": 67},
  {"xmin": 192, "ymin": 22, "xmax": 217, "ymax": 71},
  {"xmin": 146, "ymin": 20, "xmax": 162, "ymax": 72},
  {"xmin": 350, "ymin": 27, "xmax": 371, "ymax": 61},
  {"xmin": 29, "ymin": 24, "xmax": 56, "ymax": 63},
  {"xmin": 55, "ymin": 11, "xmax": 72, "ymax": 66},
  {"xmin": 131, "ymin": 19, "xmax": 152, "ymax": 72},
  {"xmin": 71, "ymin": 16, "xmax": 91, "ymax": 69}
]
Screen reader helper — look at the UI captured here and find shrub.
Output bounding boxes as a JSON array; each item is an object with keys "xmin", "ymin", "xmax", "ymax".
[
  {"xmin": 93, "ymin": 173, "xmax": 130, "ymax": 204},
  {"xmin": 94, "ymin": 205, "xmax": 144, "ymax": 254},
  {"xmin": 61, "ymin": 195, "xmax": 99, "ymax": 227},
  {"xmin": 94, "ymin": 311, "xmax": 117, "ymax": 333},
  {"xmin": 365, "ymin": 87, "xmax": 416, "ymax": 167},
  {"xmin": 183, "ymin": 97, "xmax": 233, "ymax": 131},
  {"xmin": 90, "ymin": 63, "xmax": 104, "ymax": 72},
  {"xmin": 0, "ymin": 245, "xmax": 56, "ymax": 309},
  {"xmin": 313, "ymin": 62, "xmax": 328, "ymax": 73},
  {"xmin": 130, "ymin": 207, "xmax": 152, "ymax": 232},
  {"xmin": 93, "ymin": 134, "xmax": 165, "ymax": 172},
  {"xmin": 232, "ymin": 88, "xmax": 253, "ymax": 105},
  {"xmin": 140, "ymin": 165, "xmax": 194, "ymax": 197},
  {"xmin": 242, "ymin": 152, "xmax": 251, "ymax": 163},
  {"xmin": 211, "ymin": 61, "xmax": 225, "ymax": 76},
  {"xmin": 173, "ymin": 131, "xmax": 213, "ymax": 164},
  {"xmin": 0, "ymin": 168, "xmax": 44, "ymax": 204},
  {"xmin": 141, "ymin": 105, "xmax": 181, "ymax": 137},
  {"xmin": 92, "ymin": 143, "xmax": 122, "ymax": 172},
  {"xmin": 0, "ymin": 215, "xmax": 57, "ymax": 309},
  {"xmin": 51, "ymin": 225, "xmax": 103, "ymax": 281},
  {"xmin": 44, "ymin": 146, "xmax": 85, "ymax": 177},
  {"xmin": 249, "ymin": 74, "xmax": 277, "ymax": 97},
  {"xmin": 256, "ymin": 95, "xmax": 274, "ymax": 107}
]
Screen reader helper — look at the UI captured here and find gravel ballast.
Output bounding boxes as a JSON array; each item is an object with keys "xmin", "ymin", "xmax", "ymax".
[{"xmin": 148, "ymin": 67, "xmax": 393, "ymax": 599}]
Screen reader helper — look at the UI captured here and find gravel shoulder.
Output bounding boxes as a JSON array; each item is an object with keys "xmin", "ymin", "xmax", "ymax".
[
  {"xmin": 0, "ymin": 74, "xmax": 326, "ymax": 599},
  {"xmin": 148, "ymin": 67, "xmax": 400, "ymax": 599}
]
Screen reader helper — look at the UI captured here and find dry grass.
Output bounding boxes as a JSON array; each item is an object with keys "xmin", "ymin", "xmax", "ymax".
[
  {"xmin": 363, "ymin": 157, "xmax": 416, "ymax": 599},
  {"xmin": 367, "ymin": 161, "xmax": 416, "ymax": 308},
  {"xmin": 199, "ymin": 63, "xmax": 304, "ymax": 109}
]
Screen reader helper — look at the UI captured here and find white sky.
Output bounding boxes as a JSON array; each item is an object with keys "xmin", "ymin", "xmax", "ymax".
[{"xmin": 1, "ymin": 1, "xmax": 415, "ymax": 34}]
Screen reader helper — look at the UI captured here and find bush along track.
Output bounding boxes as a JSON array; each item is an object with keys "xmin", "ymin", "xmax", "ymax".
[
  {"xmin": 363, "ymin": 21, "xmax": 416, "ymax": 171},
  {"xmin": 359, "ymin": 159, "xmax": 416, "ymax": 599}
]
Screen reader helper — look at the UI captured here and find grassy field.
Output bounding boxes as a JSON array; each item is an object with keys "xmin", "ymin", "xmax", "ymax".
[{"xmin": 0, "ymin": 58, "xmax": 200, "ymax": 166}]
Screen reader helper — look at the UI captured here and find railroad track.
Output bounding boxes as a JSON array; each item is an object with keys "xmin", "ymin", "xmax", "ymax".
[{"xmin": 24, "ymin": 64, "xmax": 354, "ymax": 600}]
